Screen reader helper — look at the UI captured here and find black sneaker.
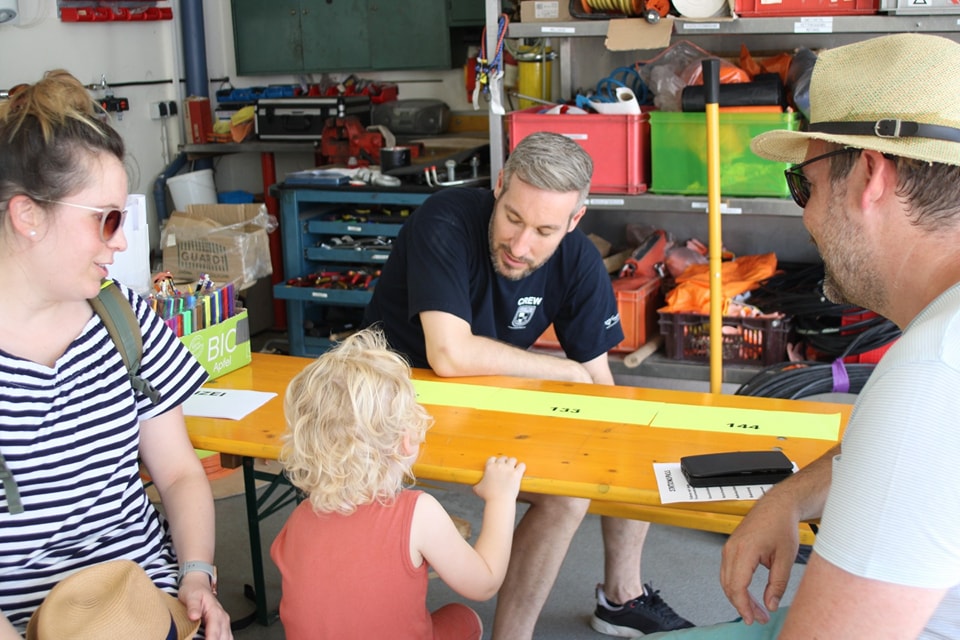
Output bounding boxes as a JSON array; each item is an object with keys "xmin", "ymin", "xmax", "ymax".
[{"xmin": 590, "ymin": 583, "xmax": 695, "ymax": 637}]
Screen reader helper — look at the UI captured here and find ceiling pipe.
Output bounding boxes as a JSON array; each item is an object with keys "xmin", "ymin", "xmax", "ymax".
[{"xmin": 179, "ymin": 0, "xmax": 208, "ymax": 98}]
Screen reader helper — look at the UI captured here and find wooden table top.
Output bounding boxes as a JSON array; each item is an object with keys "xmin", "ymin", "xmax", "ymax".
[{"xmin": 187, "ymin": 353, "xmax": 849, "ymax": 517}]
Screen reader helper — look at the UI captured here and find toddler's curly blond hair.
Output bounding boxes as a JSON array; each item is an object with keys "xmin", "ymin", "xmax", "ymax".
[{"xmin": 280, "ymin": 327, "xmax": 432, "ymax": 514}]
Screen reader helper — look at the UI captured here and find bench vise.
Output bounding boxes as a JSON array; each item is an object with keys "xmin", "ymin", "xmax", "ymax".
[{"xmin": 320, "ymin": 116, "xmax": 384, "ymax": 166}]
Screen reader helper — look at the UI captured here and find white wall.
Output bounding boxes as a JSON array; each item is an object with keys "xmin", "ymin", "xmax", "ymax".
[
  {"xmin": 0, "ymin": 0, "xmax": 183, "ymax": 250},
  {"xmin": 0, "ymin": 0, "xmax": 485, "ymax": 248}
]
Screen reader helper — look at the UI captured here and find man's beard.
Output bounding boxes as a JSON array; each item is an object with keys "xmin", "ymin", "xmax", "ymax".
[
  {"xmin": 815, "ymin": 187, "xmax": 886, "ymax": 313},
  {"xmin": 488, "ymin": 218, "xmax": 542, "ymax": 281}
]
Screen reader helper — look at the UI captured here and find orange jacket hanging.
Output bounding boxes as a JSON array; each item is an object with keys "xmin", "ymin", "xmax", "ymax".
[{"xmin": 659, "ymin": 253, "xmax": 779, "ymax": 315}]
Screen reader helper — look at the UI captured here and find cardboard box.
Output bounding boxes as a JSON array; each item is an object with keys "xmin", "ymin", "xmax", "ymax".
[
  {"xmin": 184, "ymin": 96, "xmax": 213, "ymax": 144},
  {"xmin": 162, "ymin": 203, "xmax": 273, "ymax": 290},
  {"xmin": 180, "ymin": 310, "xmax": 252, "ymax": 379},
  {"xmin": 520, "ymin": 0, "xmax": 573, "ymax": 21},
  {"xmin": 608, "ymin": 17, "xmax": 674, "ymax": 50}
]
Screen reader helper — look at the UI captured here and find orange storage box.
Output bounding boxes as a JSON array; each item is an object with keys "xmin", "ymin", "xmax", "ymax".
[
  {"xmin": 535, "ymin": 276, "xmax": 663, "ymax": 354},
  {"xmin": 735, "ymin": 0, "xmax": 877, "ymax": 16},
  {"xmin": 506, "ymin": 106, "xmax": 651, "ymax": 195}
]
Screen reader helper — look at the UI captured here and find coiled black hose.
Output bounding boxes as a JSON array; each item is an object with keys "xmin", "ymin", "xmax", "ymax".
[
  {"xmin": 735, "ymin": 360, "xmax": 875, "ymax": 399},
  {"xmin": 747, "ymin": 263, "xmax": 901, "ymax": 359}
]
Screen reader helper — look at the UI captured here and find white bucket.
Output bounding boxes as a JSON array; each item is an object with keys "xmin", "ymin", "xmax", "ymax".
[{"xmin": 168, "ymin": 168, "xmax": 217, "ymax": 211}]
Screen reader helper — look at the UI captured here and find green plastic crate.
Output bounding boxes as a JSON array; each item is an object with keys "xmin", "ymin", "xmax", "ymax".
[{"xmin": 649, "ymin": 111, "xmax": 800, "ymax": 197}]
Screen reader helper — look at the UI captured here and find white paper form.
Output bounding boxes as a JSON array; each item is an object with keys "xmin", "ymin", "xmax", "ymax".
[
  {"xmin": 182, "ymin": 388, "xmax": 276, "ymax": 420},
  {"xmin": 653, "ymin": 462, "xmax": 795, "ymax": 504}
]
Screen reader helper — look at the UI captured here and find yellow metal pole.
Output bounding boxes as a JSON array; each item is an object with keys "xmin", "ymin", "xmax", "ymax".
[{"xmin": 702, "ymin": 59, "xmax": 723, "ymax": 394}]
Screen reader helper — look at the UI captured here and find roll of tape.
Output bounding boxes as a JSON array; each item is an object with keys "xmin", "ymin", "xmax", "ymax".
[{"xmin": 381, "ymin": 146, "xmax": 412, "ymax": 173}]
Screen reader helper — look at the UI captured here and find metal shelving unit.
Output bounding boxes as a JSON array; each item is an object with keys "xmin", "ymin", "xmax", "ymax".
[
  {"xmin": 508, "ymin": 14, "xmax": 960, "ymax": 38},
  {"xmin": 484, "ymin": 6, "xmax": 960, "ymax": 378},
  {"xmin": 489, "ymin": 7, "xmax": 960, "ymax": 216},
  {"xmin": 583, "ymin": 193, "xmax": 801, "ymax": 216},
  {"xmin": 273, "ymin": 186, "xmax": 432, "ymax": 357}
]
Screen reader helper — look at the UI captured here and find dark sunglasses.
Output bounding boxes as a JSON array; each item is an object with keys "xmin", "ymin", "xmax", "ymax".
[
  {"xmin": 35, "ymin": 198, "xmax": 127, "ymax": 242},
  {"xmin": 784, "ymin": 148, "xmax": 861, "ymax": 209}
]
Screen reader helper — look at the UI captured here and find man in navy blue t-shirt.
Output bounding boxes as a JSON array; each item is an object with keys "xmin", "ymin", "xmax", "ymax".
[{"xmin": 364, "ymin": 132, "xmax": 692, "ymax": 639}]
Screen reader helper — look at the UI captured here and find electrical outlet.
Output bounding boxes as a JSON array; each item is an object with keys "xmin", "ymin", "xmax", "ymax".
[
  {"xmin": 150, "ymin": 101, "xmax": 178, "ymax": 120},
  {"xmin": 100, "ymin": 96, "xmax": 129, "ymax": 113}
]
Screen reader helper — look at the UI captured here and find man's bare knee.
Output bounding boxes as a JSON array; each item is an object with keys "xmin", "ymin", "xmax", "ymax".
[{"xmin": 523, "ymin": 493, "xmax": 590, "ymax": 522}]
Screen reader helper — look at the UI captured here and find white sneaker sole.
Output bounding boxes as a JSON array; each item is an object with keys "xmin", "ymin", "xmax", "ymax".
[{"xmin": 590, "ymin": 614, "xmax": 647, "ymax": 638}]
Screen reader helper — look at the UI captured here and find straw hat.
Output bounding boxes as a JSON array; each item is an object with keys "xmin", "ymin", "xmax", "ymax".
[
  {"xmin": 752, "ymin": 34, "xmax": 960, "ymax": 166},
  {"xmin": 26, "ymin": 559, "xmax": 200, "ymax": 640}
]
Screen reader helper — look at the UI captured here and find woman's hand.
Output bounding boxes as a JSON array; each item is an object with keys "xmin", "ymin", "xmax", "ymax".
[{"xmin": 178, "ymin": 573, "xmax": 233, "ymax": 639}]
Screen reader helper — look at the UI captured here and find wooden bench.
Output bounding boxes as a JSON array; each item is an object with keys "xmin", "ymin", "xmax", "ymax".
[{"xmin": 587, "ymin": 500, "xmax": 817, "ymax": 546}]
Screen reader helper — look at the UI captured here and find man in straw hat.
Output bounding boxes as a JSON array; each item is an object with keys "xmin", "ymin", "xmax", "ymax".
[
  {"xmin": 26, "ymin": 559, "xmax": 201, "ymax": 640},
  {"xmin": 645, "ymin": 32, "xmax": 960, "ymax": 640}
]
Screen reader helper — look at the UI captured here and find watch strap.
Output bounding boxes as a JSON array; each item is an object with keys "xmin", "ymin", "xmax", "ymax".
[{"xmin": 178, "ymin": 561, "xmax": 218, "ymax": 594}]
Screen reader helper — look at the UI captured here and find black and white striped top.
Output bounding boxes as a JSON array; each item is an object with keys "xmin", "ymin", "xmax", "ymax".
[{"xmin": 0, "ymin": 280, "xmax": 208, "ymax": 632}]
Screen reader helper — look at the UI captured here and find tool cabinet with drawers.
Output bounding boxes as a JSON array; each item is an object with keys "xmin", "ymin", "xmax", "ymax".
[{"xmin": 273, "ymin": 185, "xmax": 433, "ymax": 356}]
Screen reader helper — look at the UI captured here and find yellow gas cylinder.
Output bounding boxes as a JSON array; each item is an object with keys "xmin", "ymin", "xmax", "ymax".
[{"xmin": 516, "ymin": 46, "xmax": 556, "ymax": 109}]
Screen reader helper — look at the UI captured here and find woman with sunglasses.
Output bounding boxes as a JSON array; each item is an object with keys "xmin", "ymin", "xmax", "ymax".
[{"xmin": 0, "ymin": 70, "xmax": 232, "ymax": 639}]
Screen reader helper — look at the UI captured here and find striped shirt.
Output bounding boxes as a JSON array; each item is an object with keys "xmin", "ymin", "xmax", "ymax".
[{"xmin": 0, "ymin": 280, "xmax": 208, "ymax": 632}]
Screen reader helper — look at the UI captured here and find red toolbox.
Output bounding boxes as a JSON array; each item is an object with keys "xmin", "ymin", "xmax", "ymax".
[
  {"xmin": 735, "ymin": 0, "xmax": 877, "ymax": 15},
  {"xmin": 506, "ymin": 106, "xmax": 651, "ymax": 195}
]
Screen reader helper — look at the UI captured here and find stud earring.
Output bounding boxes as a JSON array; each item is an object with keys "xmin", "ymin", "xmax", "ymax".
[{"xmin": 28, "ymin": 230, "xmax": 37, "ymax": 237}]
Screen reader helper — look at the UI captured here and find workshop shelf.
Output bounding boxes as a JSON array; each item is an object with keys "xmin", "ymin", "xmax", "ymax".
[
  {"xmin": 273, "ymin": 284, "xmax": 374, "ymax": 307},
  {"xmin": 306, "ymin": 219, "xmax": 408, "ymax": 237},
  {"xmin": 306, "ymin": 247, "xmax": 392, "ymax": 264},
  {"xmin": 277, "ymin": 186, "xmax": 432, "ymax": 356}
]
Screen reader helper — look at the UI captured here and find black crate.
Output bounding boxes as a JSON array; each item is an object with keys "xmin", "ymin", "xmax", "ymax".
[{"xmin": 658, "ymin": 312, "xmax": 792, "ymax": 366}]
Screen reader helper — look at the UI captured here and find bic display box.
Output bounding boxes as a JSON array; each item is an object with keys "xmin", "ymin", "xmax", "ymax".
[
  {"xmin": 255, "ymin": 97, "xmax": 371, "ymax": 140},
  {"xmin": 649, "ymin": 111, "xmax": 799, "ymax": 197},
  {"xmin": 180, "ymin": 310, "xmax": 251, "ymax": 379},
  {"xmin": 162, "ymin": 204, "xmax": 273, "ymax": 291},
  {"xmin": 507, "ymin": 106, "xmax": 650, "ymax": 195}
]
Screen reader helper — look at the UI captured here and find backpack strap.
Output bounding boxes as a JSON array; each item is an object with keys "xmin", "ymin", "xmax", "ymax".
[
  {"xmin": 88, "ymin": 280, "xmax": 161, "ymax": 405},
  {"xmin": 0, "ymin": 450, "xmax": 23, "ymax": 515}
]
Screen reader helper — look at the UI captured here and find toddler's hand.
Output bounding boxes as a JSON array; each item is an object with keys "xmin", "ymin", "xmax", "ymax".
[{"xmin": 473, "ymin": 456, "xmax": 525, "ymax": 502}]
